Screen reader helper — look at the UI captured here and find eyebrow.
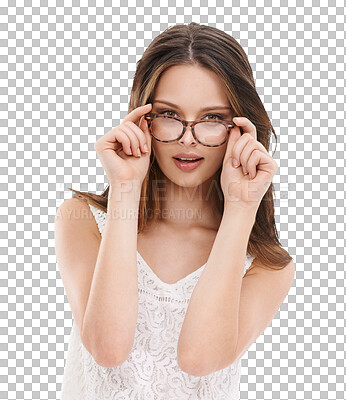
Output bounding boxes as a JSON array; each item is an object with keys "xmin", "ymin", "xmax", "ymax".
[{"xmin": 153, "ymin": 100, "xmax": 231, "ymax": 112}]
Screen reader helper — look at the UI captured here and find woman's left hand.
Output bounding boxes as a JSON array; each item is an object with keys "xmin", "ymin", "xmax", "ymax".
[{"xmin": 220, "ymin": 117, "xmax": 278, "ymax": 211}]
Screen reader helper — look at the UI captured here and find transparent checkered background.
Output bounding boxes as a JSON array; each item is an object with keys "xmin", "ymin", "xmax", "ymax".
[{"xmin": 1, "ymin": 1, "xmax": 345, "ymax": 399}]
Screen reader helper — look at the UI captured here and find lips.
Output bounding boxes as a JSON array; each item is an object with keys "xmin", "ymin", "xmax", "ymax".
[
  {"xmin": 173, "ymin": 157, "xmax": 205, "ymax": 172},
  {"xmin": 173, "ymin": 157, "xmax": 204, "ymax": 162},
  {"xmin": 172, "ymin": 152, "xmax": 204, "ymax": 159}
]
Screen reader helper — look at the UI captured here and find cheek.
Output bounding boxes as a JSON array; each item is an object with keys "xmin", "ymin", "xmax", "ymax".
[
  {"xmin": 151, "ymin": 142, "xmax": 162, "ymax": 160},
  {"xmin": 208, "ymin": 150, "xmax": 226, "ymax": 165},
  {"xmin": 151, "ymin": 144, "xmax": 170, "ymax": 167}
]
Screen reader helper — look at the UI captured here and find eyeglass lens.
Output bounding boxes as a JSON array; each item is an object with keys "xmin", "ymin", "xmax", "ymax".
[{"xmin": 150, "ymin": 117, "xmax": 227, "ymax": 146}]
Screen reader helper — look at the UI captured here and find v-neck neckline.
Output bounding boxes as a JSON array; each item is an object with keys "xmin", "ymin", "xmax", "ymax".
[{"xmin": 137, "ymin": 250, "xmax": 207, "ymax": 287}]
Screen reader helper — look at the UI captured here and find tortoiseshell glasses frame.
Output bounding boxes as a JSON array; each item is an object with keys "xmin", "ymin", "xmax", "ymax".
[{"xmin": 143, "ymin": 112, "xmax": 236, "ymax": 148}]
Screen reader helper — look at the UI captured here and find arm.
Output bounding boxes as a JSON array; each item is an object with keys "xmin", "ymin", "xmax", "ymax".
[
  {"xmin": 177, "ymin": 205, "xmax": 256, "ymax": 375},
  {"xmin": 177, "ymin": 116, "xmax": 295, "ymax": 376},
  {"xmin": 81, "ymin": 180, "xmax": 141, "ymax": 367}
]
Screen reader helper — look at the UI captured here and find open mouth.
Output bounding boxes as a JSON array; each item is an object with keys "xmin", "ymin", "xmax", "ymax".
[
  {"xmin": 172, "ymin": 157, "xmax": 205, "ymax": 171},
  {"xmin": 172, "ymin": 157, "xmax": 204, "ymax": 163}
]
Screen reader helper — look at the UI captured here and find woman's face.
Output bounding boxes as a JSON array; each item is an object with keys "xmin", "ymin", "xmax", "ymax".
[{"xmin": 150, "ymin": 64, "xmax": 234, "ymax": 188}]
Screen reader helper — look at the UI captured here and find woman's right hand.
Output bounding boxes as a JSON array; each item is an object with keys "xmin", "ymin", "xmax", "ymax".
[{"xmin": 94, "ymin": 104, "xmax": 153, "ymax": 187}]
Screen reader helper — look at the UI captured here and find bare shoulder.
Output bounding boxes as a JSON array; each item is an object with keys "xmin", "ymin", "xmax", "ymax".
[
  {"xmin": 245, "ymin": 257, "xmax": 295, "ymax": 285},
  {"xmin": 55, "ymin": 197, "xmax": 101, "ymax": 240}
]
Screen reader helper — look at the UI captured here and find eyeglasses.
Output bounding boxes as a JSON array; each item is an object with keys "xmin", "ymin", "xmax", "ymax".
[{"xmin": 144, "ymin": 112, "xmax": 236, "ymax": 147}]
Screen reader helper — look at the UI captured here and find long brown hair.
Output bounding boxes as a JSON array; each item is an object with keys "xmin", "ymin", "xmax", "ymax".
[{"xmin": 69, "ymin": 22, "xmax": 293, "ymax": 271}]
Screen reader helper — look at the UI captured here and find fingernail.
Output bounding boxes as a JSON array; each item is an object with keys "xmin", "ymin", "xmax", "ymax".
[
  {"xmin": 136, "ymin": 148, "xmax": 141, "ymax": 156},
  {"xmin": 144, "ymin": 143, "xmax": 149, "ymax": 152},
  {"xmin": 232, "ymin": 158, "xmax": 239, "ymax": 167}
]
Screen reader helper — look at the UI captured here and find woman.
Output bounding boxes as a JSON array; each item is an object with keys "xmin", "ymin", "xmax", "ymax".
[{"xmin": 55, "ymin": 22, "xmax": 295, "ymax": 400}]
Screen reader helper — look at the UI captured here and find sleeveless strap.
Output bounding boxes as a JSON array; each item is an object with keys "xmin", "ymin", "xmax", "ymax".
[
  {"xmin": 244, "ymin": 254, "xmax": 255, "ymax": 275},
  {"xmin": 88, "ymin": 203, "xmax": 106, "ymax": 236}
]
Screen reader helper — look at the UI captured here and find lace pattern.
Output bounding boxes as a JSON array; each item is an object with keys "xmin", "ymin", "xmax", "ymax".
[{"xmin": 60, "ymin": 202, "xmax": 255, "ymax": 399}]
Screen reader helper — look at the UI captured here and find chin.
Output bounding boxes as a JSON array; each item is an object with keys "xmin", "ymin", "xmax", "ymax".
[
  {"xmin": 164, "ymin": 170, "xmax": 217, "ymax": 189},
  {"xmin": 172, "ymin": 177, "xmax": 206, "ymax": 188}
]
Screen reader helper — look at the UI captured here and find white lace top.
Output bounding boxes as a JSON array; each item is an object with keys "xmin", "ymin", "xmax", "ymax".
[{"xmin": 60, "ymin": 203, "xmax": 255, "ymax": 400}]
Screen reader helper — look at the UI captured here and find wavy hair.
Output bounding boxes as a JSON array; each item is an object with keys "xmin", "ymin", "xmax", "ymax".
[{"xmin": 69, "ymin": 22, "xmax": 293, "ymax": 271}]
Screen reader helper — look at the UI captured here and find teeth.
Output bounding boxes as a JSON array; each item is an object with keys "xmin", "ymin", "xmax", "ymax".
[{"xmin": 177, "ymin": 158, "xmax": 199, "ymax": 161}]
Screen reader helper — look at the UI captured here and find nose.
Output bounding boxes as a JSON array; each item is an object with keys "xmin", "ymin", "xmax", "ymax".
[{"xmin": 178, "ymin": 124, "xmax": 197, "ymax": 145}]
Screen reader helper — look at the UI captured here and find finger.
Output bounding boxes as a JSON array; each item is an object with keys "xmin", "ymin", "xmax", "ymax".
[
  {"xmin": 248, "ymin": 150, "xmax": 276, "ymax": 179},
  {"xmin": 138, "ymin": 114, "xmax": 151, "ymax": 142},
  {"xmin": 233, "ymin": 132, "xmax": 271, "ymax": 168},
  {"xmin": 122, "ymin": 103, "xmax": 152, "ymax": 125},
  {"xmin": 241, "ymin": 139, "xmax": 273, "ymax": 176},
  {"xmin": 141, "ymin": 118, "xmax": 152, "ymax": 153},
  {"xmin": 126, "ymin": 119, "xmax": 151, "ymax": 154},
  {"xmin": 246, "ymin": 150, "xmax": 260, "ymax": 180},
  {"xmin": 224, "ymin": 126, "xmax": 242, "ymax": 165},
  {"xmin": 113, "ymin": 128, "xmax": 133, "ymax": 156},
  {"xmin": 231, "ymin": 133, "xmax": 254, "ymax": 168},
  {"xmin": 120, "ymin": 124, "xmax": 142, "ymax": 157},
  {"xmin": 252, "ymin": 139, "xmax": 270, "ymax": 155},
  {"xmin": 139, "ymin": 117, "xmax": 152, "ymax": 153},
  {"xmin": 122, "ymin": 121, "xmax": 150, "ymax": 155},
  {"xmin": 241, "ymin": 144, "xmax": 257, "ymax": 177},
  {"xmin": 232, "ymin": 117, "xmax": 257, "ymax": 141}
]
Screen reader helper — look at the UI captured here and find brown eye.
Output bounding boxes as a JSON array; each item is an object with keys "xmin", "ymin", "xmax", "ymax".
[
  {"xmin": 160, "ymin": 109, "xmax": 178, "ymax": 117},
  {"xmin": 204, "ymin": 114, "xmax": 223, "ymax": 120}
]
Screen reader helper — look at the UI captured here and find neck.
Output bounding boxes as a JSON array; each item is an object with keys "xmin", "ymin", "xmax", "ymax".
[{"xmin": 157, "ymin": 173, "xmax": 223, "ymax": 231}]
